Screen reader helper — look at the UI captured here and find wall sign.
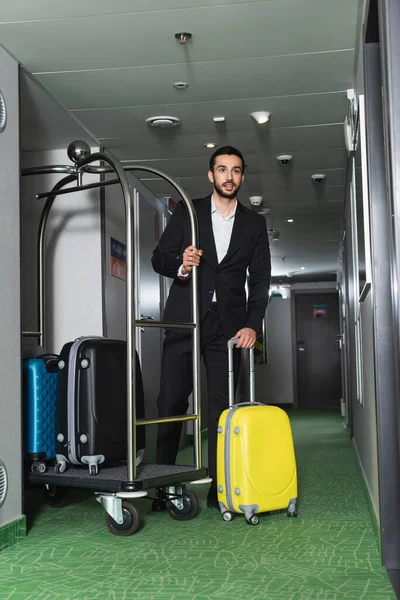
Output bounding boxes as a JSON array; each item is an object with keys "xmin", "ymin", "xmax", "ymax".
[
  {"xmin": 313, "ymin": 304, "xmax": 327, "ymax": 319},
  {"xmin": 110, "ymin": 237, "xmax": 126, "ymax": 281}
]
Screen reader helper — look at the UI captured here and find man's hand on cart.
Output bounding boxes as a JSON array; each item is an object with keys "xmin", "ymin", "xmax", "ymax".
[{"xmin": 182, "ymin": 245, "xmax": 203, "ymax": 275}]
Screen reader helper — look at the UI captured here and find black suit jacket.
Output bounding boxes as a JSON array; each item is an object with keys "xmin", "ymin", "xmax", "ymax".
[{"xmin": 152, "ymin": 195, "xmax": 271, "ymax": 339}]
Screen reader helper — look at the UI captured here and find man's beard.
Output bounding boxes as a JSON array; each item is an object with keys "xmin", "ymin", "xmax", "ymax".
[{"xmin": 214, "ymin": 180, "xmax": 242, "ymax": 200}]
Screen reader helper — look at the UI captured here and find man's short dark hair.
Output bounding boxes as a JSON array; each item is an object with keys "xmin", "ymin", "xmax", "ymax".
[{"xmin": 209, "ymin": 146, "xmax": 246, "ymax": 173}]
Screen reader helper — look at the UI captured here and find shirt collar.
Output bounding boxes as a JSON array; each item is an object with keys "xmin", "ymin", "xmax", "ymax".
[{"xmin": 211, "ymin": 194, "xmax": 237, "ymax": 220}]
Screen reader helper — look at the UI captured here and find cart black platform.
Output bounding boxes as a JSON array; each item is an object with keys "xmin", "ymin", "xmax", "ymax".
[{"xmin": 23, "ymin": 141, "xmax": 211, "ymax": 535}]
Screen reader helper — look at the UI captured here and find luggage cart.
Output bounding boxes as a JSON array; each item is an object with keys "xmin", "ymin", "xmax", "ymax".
[{"xmin": 22, "ymin": 141, "xmax": 211, "ymax": 535}]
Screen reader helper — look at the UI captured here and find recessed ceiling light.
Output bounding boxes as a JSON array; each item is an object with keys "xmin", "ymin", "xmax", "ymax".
[
  {"xmin": 173, "ymin": 81, "xmax": 189, "ymax": 90},
  {"xmin": 205, "ymin": 142, "xmax": 217, "ymax": 148},
  {"xmin": 301, "ymin": 267, "xmax": 306, "ymax": 270},
  {"xmin": 287, "ymin": 219, "xmax": 294, "ymax": 223},
  {"xmin": 250, "ymin": 111, "xmax": 271, "ymax": 124},
  {"xmin": 213, "ymin": 116, "xmax": 225, "ymax": 123},
  {"xmin": 146, "ymin": 116, "xmax": 181, "ymax": 128}
]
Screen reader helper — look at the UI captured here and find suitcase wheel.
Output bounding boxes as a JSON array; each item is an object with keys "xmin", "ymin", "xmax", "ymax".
[
  {"xmin": 166, "ymin": 489, "xmax": 199, "ymax": 521},
  {"xmin": 55, "ymin": 461, "xmax": 67, "ymax": 474},
  {"xmin": 246, "ymin": 514, "xmax": 259, "ymax": 526},
  {"xmin": 287, "ymin": 499, "xmax": 298, "ymax": 518},
  {"xmin": 222, "ymin": 510, "xmax": 235, "ymax": 522},
  {"xmin": 30, "ymin": 460, "xmax": 47, "ymax": 475},
  {"xmin": 105, "ymin": 501, "xmax": 140, "ymax": 536},
  {"xmin": 89, "ymin": 464, "xmax": 98, "ymax": 476}
]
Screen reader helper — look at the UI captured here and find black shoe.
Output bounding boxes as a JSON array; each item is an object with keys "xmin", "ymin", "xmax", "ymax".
[{"xmin": 206, "ymin": 485, "xmax": 219, "ymax": 509}]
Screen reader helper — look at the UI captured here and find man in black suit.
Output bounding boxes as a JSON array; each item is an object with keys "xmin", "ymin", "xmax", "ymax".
[{"xmin": 152, "ymin": 146, "xmax": 271, "ymax": 507}]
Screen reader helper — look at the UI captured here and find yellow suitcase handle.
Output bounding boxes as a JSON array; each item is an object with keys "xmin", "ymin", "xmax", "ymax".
[{"xmin": 227, "ymin": 339, "xmax": 255, "ymax": 406}]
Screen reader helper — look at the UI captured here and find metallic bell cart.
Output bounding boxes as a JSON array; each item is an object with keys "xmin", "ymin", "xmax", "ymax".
[{"xmin": 22, "ymin": 141, "xmax": 211, "ymax": 536}]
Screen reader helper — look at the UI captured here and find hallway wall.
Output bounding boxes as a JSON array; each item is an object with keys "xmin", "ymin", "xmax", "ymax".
[{"xmin": 0, "ymin": 48, "xmax": 23, "ymax": 528}]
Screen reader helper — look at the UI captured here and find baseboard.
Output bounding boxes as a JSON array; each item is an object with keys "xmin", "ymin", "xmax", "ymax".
[
  {"xmin": 0, "ymin": 516, "xmax": 26, "ymax": 552},
  {"xmin": 353, "ymin": 440, "xmax": 381, "ymax": 554}
]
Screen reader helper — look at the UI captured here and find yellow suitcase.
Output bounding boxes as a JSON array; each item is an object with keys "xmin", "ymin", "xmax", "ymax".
[{"xmin": 216, "ymin": 340, "xmax": 298, "ymax": 525}]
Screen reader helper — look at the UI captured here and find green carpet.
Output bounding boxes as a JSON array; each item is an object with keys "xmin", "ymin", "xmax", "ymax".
[{"xmin": 0, "ymin": 411, "xmax": 395, "ymax": 600}]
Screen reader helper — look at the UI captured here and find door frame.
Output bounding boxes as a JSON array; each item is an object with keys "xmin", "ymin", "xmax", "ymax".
[
  {"xmin": 362, "ymin": 0, "xmax": 400, "ymax": 571},
  {"xmin": 291, "ymin": 288, "xmax": 339, "ymax": 410}
]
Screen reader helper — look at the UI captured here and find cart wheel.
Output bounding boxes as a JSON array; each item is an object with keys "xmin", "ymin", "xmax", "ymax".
[
  {"xmin": 166, "ymin": 489, "xmax": 199, "ymax": 521},
  {"xmin": 55, "ymin": 462, "xmax": 66, "ymax": 474},
  {"xmin": 89, "ymin": 464, "xmax": 98, "ymax": 476},
  {"xmin": 105, "ymin": 501, "xmax": 140, "ymax": 536},
  {"xmin": 247, "ymin": 514, "xmax": 259, "ymax": 526},
  {"xmin": 44, "ymin": 486, "xmax": 69, "ymax": 509},
  {"xmin": 222, "ymin": 511, "xmax": 235, "ymax": 522},
  {"xmin": 36, "ymin": 461, "xmax": 47, "ymax": 474}
]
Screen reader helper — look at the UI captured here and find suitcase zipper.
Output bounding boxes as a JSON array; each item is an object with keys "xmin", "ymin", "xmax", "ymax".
[
  {"xmin": 224, "ymin": 406, "xmax": 238, "ymax": 512},
  {"xmin": 224, "ymin": 402, "xmax": 264, "ymax": 513},
  {"xmin": 66, "ymin": 336, "xmax": 102, "ymax": 465}
]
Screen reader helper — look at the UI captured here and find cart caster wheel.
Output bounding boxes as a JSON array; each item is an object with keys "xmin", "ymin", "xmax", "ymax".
[
  {"xmin": 36, "ymin": 461, "xmax": 47, "ymax": 474},
  {"xmin": 89, "ymin": 464, "xmax": 98, "ymax": 476},
  {"xmin": 166, "ymin": 489, "xmax": 199, "ymax": 521},
  {"xmin": 44, "ymin": 486, "xmax": 69, "ymax": 509},
  {"xmin": 247, "ymin": 514, "xmax": 259, "ymax": 526},
  {"xmin": 54, "ymin": 462, "xmax": 66, "ymax": 474},
  {"xmin": 222, "ymin": 511, "xmax": 235, "ymax": 522},
  {"xmin": 106, "ymin": 501, "xmax": 140, "ymax": 536}
]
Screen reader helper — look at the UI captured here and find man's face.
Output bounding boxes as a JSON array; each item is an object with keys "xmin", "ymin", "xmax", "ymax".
[{"xmin": 208, "ymin": 154, "xmax": 244, "ymax": 200}]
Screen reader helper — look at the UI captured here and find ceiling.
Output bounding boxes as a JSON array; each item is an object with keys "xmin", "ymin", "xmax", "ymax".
[{"xmin": 0, "ymin": 0, "xmax": 363, "ymax": 281}]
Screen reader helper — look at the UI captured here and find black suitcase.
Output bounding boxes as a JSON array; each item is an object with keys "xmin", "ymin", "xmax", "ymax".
[{"xmin": 55, "ymin": 337, "xmax": 145, "ymax": 475}]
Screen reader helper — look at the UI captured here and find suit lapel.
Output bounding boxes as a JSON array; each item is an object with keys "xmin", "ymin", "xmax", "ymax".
[{"xmin": 198, "ymin": 196, "xmax": 218, "ymax": 268}]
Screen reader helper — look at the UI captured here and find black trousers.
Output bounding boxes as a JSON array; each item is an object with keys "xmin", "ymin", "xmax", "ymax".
[{"xmin": 156, "ymin": 307, "xmax": 241, "ymax": 481}]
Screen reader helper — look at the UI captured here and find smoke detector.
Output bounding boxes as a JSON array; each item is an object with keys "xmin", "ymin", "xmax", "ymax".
[
  {"xmin": 146, "ymin": 116, "xmax": 181, "ymax": 129},
  {"xmin": 0, "ymin": 91, "xmax": 6, "ymax": 133}
]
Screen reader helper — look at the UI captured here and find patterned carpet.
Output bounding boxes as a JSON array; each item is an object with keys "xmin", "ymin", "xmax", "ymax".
[{"xmin": 0, "ymin": 411, "xmax": 395, "ymax": 600}]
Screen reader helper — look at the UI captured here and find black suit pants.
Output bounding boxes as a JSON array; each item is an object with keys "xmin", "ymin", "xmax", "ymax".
[{"xmin": 156, "ymin": 307, "xmax": 241, "ymax": 481}]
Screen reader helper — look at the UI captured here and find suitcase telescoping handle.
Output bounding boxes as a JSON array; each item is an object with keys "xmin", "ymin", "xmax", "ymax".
[{"xmin": 227, "ymin": 338, "xmax": 255, "ymax": 407}]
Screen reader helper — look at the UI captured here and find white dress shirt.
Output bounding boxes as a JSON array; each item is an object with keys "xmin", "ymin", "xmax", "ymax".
[{"xmin": 178, "ymin": 195, "xmax": 237, "ymax": 302}]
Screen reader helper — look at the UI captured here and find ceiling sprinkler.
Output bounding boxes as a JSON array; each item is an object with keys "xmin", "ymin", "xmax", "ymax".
[{"xmin": 175, "ymin": 32, "xmax": 192, "ymax": 45}]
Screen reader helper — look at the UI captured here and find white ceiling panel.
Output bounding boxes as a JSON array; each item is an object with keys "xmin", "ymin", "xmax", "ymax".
[
  {"xmin": 113, "ymin": 147, "xmax": 346, "ymax": 179},
  {"xmin": 0, "ymin": 0, "xmax": 277, "ymax": 22},
  {"xmin": 105, "ymin": 125, "xmax": 345, "ymax": 163},
  {"xmin": 35, "ymin": 51, "xmax": 354, "ymax": 110},
  {"xmin": 0, "ymin": 0, "xmax": 358, "ymax": 73},
  {"xmin": 72, "ymin": 92, "xmax": 347, "ymax": 139}
]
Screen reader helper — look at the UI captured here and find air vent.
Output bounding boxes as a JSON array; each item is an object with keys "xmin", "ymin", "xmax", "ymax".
[
  {"xmin": 0, "ymin": 92, "xmax": 6, "ymax": 133},
  {"xmin": 146, "ymin": 116, "xmax": 181, "ymax": 129},
  {"xmin": 0, "ymin": 461, "xmax": 7, "ymax": 508}
]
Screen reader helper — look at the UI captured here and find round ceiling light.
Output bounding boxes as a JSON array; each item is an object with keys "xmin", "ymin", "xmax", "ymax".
[
  {"xmin": 0, "ymin": 91, "xmax": 7, "ymax": 133},
  {"xmin": 173, "ymin": 82, "xmax": 189, "ymax": 90},
  {"xmin": 146, "ymin": 116, "xmax": 181, "ymax": 129},
  {"xmin": 205, "ymin": 142, "xmax": 217, "ymax": 148}
]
